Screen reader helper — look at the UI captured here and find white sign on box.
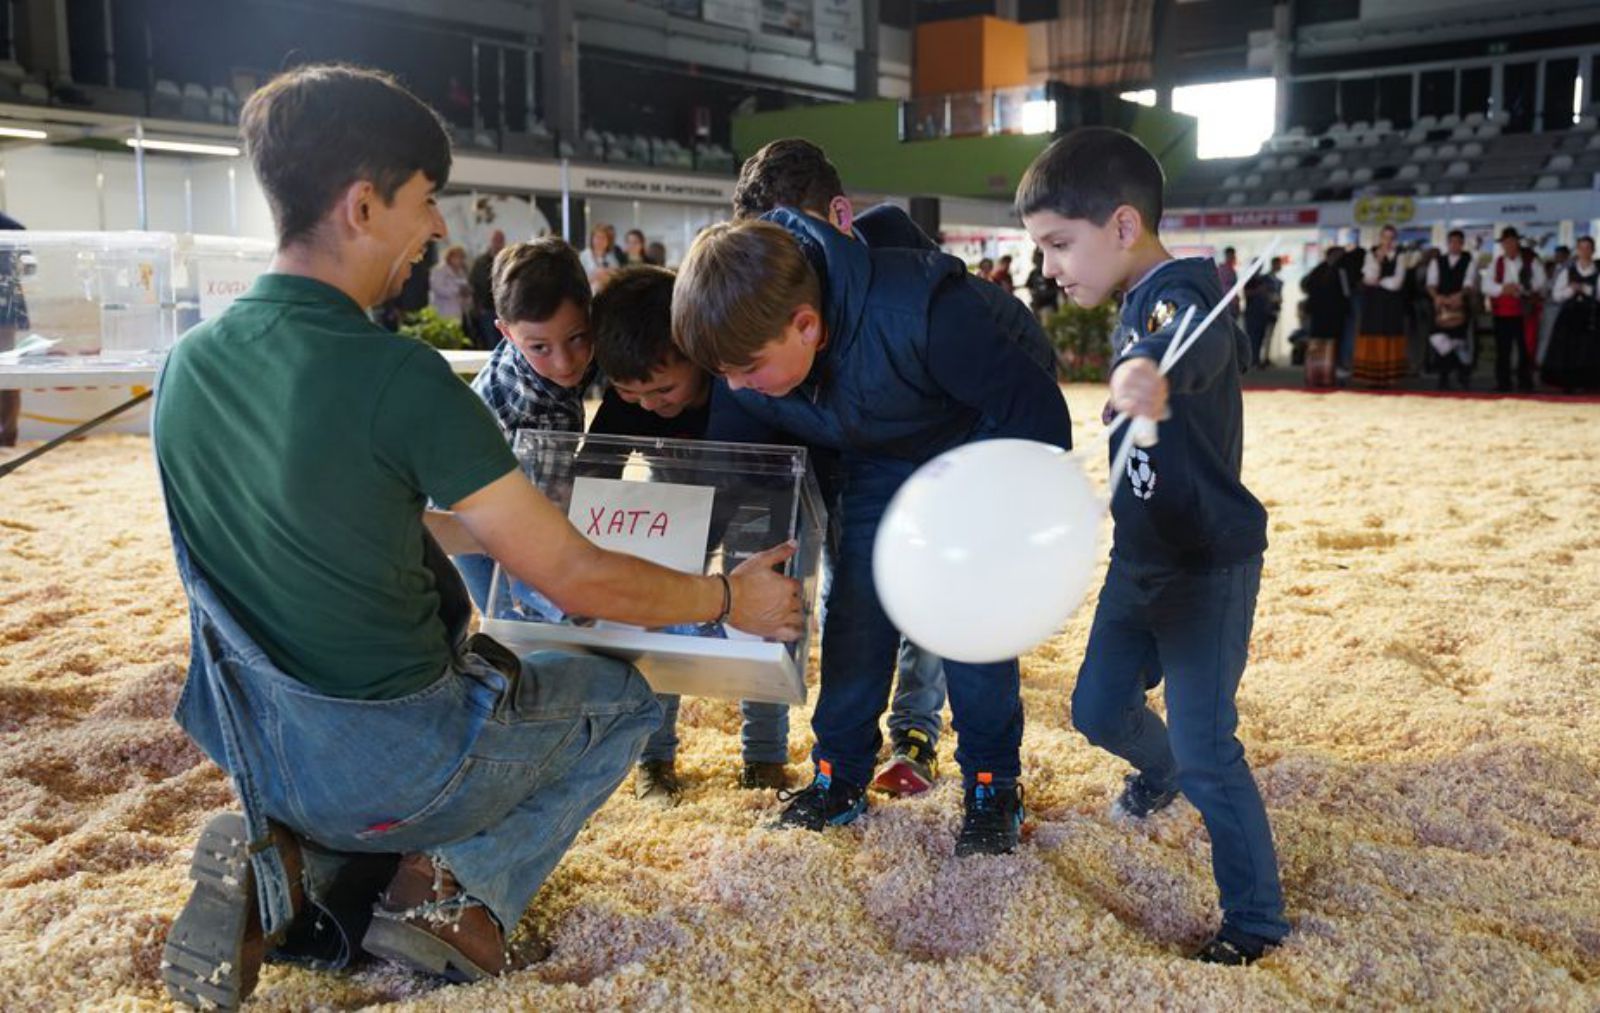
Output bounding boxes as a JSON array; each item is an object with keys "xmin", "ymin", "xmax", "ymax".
[
  {"xmin": 567, "ymin": 476, "xmax": 713, "ymax": 574},
  {"xmin": 196, "ymin": 258, "xmax": 264, "ymax": 320}
]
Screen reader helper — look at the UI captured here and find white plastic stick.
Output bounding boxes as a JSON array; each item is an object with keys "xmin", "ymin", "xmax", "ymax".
[{"xmin": 1101, "ymin": 238, "xmax": 1281, "ymax": 494}]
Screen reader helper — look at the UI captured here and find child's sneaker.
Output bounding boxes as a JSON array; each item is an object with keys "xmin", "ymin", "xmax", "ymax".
[
  {"xmin": 1193, "ymin": 923, "xmax": 1279, "ymax": 966},
  {"xmin": 870, "ymin": 728, "xmax": 939, "ymax": 796},
  {"xmin": 1111, "ymin": 772, "xmax": 1177, "ymax": 819},
  {"xmin": 739, "ymin": 761, "xmax": 789, "ymax": 790},
  {"xmin": 771, "ymin": 760, "xmax": 866, "ymax": 831},
  {"xmin": 954, "ymin": 774, "xmax": 1024, "ymax": 857},
  {"xmin": 633, "ymin": 760, "xmax": 682, "ymax": 807}
]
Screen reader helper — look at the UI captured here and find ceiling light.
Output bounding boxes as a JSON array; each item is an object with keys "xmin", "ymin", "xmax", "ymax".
[
  {"xmin": 0, "ymin": 126, "xmax": 48, "ymax": 140},
  {"xmin": 124, "ymin": 137, "xmax": 240, "ymax": 157}
]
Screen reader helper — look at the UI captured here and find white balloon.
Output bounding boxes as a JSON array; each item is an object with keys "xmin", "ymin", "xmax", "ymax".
[{"xmin": 873, "ymin": 439, "xmax": 1103, "ymax": 664}]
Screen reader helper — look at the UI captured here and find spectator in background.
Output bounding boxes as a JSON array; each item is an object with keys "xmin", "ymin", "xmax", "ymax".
[
  {"xmin": 1535, "ymin": 243, "xmax": 1569, "ymax": 368},
  {"xmin": 581, "ymin": 223, "xmax": 624, "ymax": 289},
  {"xmin": 1408, "ymin": 245, "xmax": 1439, "ymax": 376},
  {"xmin": 1550, "ymin": 244, "xmax": 1571, "ymax": 278},
  {"xmin": 1541, "ymin": 235, "xmax": 1600, "ymax": 391},
  {"xmin": 990, "ymin": 254, "xmax": 1015, "ymax": 291},
  {"xmin": 1481, "ymin": 227, "xmax": 1544, "ymax": 392},
  {"xmin": 976, "ymin": 256, "xmax": 994, "ymax": 279},
  {"xmin": 1300, "ymin": 246, "xmax": 1348, "ymax": 388},
  {"xmin": 1217, "ymin": 246, "xmax": 1241, "ymax": 319},
  {"xmin": 429, "ymin": 243, "xmax": 471, "ymax": 327},
  {"xmin": 1338, "ymin": 243, "xmax": 1366, "ymax": 375},
  {"xmin": 1025, "ymin": 247, "xmax": 1059, "ymax": 322},
  {"xmin": 1355, "ymin": 224, "xmax": 1408, "ymax": 388},
  {"xmin": 0, "ymin": 211, "xmax": 27, "ymax": 447},
  {"xmin": 1426, "ymin": 229, "xmax": 1476, "ymax": 390},
  {"xmin": 1243, "ymin": 256, "xmax": 1283, "ymax": 369},
  {"xmin": 468, "ymin": 229, "xmax": 506, "ymax": 350},
  {"xmin": 622, "ymin": 228, "xmax": 649, "ymax": 266},
  {"xmin": 646, "ymin": 240, "xmax": 668, "ymax": 267},
  {"xmin": 375, "ymin": 238, "xmax": 436, "ymax": 331}
]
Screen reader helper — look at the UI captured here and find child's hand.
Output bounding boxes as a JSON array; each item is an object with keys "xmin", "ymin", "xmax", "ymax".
[{"xmin": 1109, "ymin": 357, "xmax": 1169, "ymax": 423}]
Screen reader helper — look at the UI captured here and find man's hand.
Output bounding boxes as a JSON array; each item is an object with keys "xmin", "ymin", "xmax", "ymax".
[
  {"xmin": 1109, "ymin": 357, "xmax": 1169, "ymax": 424},
  {"xmin": 728, "ymin": 541, "xmax": 804, "ymax": 642}
]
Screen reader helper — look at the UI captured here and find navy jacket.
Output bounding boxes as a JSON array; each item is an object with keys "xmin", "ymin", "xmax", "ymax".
[
  {"xmin": 855, "ymin": 203, "xmax": 1058, "ymax": 379},
  {"xmin": 708, "ymin": 208, "xmax": 1071, "ymax": 464},
  {"xmin": 1110, "ymin": 257, "xmax": 1267, "ymax": 567}
]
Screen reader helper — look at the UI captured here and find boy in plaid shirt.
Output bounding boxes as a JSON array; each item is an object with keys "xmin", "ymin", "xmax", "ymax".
[{"xmin": 458, "ymin": 238, "xmax": 597, "ymax": 607}]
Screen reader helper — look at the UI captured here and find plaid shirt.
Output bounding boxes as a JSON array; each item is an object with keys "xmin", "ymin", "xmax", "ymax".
[{"xmin": 470, "ymin": 338, "xmax": 592, "ymax": 439}]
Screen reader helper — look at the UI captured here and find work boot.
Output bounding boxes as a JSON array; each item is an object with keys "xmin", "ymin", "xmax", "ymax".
[
  {"xmin": 361, "ymin": 853, "xmax": 507, "ymax": 982},
  {"xmin": 161, "ymin": 812, "xmax": 305, "ymax": 1011}
]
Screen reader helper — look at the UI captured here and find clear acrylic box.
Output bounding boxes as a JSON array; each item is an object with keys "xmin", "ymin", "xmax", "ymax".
[
  {"xmin": 479, "ymin": 430, "xmax": 827, "ymax": 705},
  {"xmin": 0, "ymin": 231, "xmax": 177, "ymax": 364},
  {"xmin": 175, "ymin": 235, "xmax": 275, "ymax": 333}
]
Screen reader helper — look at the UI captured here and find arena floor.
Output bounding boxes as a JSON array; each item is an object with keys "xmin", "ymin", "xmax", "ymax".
[{"xmin": 2, "ymin": 385, "xmax": 1597, "ymax": 1010}]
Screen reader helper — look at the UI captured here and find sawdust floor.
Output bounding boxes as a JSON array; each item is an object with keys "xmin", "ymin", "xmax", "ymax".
[{"xmin": 2, "ymin": 386, "xmax": 1598, "ymax": 1010}]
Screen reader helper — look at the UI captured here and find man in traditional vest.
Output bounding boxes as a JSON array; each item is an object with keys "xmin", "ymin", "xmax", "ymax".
[
  {"xmin": 1480, "ymin": 227, "xmax": 1545, "ymax": 392},
  {"xmin": 1425, "ymin": 229, "xmax": 1477, "ymax": 390}
]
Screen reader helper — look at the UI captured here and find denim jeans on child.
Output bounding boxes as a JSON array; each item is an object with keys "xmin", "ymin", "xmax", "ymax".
[
  {"xmin": 163, "ymin": 496, "xmax": 661, "ymax": 945},
  {"xmin": 814, "ymin": 454, "xmax": 1019, "ymax": 789},
  {"xmin": 1070, "ymin": 553, "xmax": 1288, "ymax": 942}
]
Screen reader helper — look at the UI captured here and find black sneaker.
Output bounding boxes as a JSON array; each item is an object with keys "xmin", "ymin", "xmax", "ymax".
[
  {"xmin": 633, "ymin": 760, "xmax": 682, "ymax": 807},
  {"xmin": 740, "ymin": 760, "xmax": 789, "ymax": 790},
  {"xmin": 1111, "ymin": 772, "xmax": 1177, "ymax": 819},
  {"xmin": 772, "ymin": 760, "xmax": 866, "ymax": 831},
  {"xmin": 1193, "ymin": 923, "xmax": 1279, "ymax": 966},
  {"xmin": 954, "ymin": 774, "xmax": 1024, "ymax": 857}
]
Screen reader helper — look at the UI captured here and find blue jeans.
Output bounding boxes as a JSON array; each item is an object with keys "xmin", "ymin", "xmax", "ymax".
[
  {"xmin": 640, "ymin": 694, "xmax": 789, "ymax": 766},
  {"xmin": 816, "ymin": 559, "xmax": 948, "ymax": 747},
  {"xmin": 169, "ymin": 525, "xmax": 662, "ymax": 939},
  {"xmin": 1071, "ymin": 554, "xmax": 1288, "ymax": 941},
  {"xmin": 815, "ymin": 455, "xmax": 1019, "ymax": 789},
  {"xmin": 886, "ymin": 639, "xmax": 945, "ymax": 744}
]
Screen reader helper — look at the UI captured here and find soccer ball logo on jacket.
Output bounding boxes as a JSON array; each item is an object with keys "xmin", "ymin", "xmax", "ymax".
[{"xmin": 1126, "ymin": 447, "xmax": 1157, "ymax": 500}]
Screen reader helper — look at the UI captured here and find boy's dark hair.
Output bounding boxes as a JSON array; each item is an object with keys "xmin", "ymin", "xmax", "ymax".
[
  {"xmin": 1224, "ymin": 246, "xmax": 1237, "ymax": 257},
  {"xmin": 1015, "ymin": 127, "xmax": 1164, "ymax": 234},
  {"xmin": 732, "ymin": 138, "xmax": 845, "ymax": 219},
  {"xmin": 591, "ymin": 265, "xmax": 681, "ymax": 383},
  {"xmin": 491, "ymin": 237, "xmax": 591, "ymax": 323},
  {"xmin": 1447, "ymin": 229, "xmax": 1465, "ymax": 241},
  {"xmin": 239, "ymin": 63, "xmax": 451, "ymax": 247},
  {"xmin": 1578, "ymin": 236, "xmax": 1596, "ymax": 249},
  {"xmin": 673, "ymin": 220, "xmax": 821, "ymax": 371}
]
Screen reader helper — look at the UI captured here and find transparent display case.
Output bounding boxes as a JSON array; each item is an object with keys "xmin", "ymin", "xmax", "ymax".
[
  {"xmin": 175, "ymin": 234, "xmax": 275, "ymax": 333},
  {"xmin": 0, "ymin": 231, "xmax": 176, "ymax": 364},
  {"xmin": 479, "ymin": 431, "xmax": 827, "ymax": 705}
]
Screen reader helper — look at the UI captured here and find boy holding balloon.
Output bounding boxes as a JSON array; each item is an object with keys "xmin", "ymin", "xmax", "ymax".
[
  {"xmin": 671, "ymin": 206, "xmax": 1071, "ymax": 856},
  {"xmin": 1017, "ymin": 127, "xmax": 1288, "ymax": 965}
]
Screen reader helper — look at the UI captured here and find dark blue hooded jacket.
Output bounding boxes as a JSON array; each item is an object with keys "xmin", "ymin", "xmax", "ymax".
[
  {"xmin": 854, "ymin": 203, "xmax": 1057, "ymax": 379},
  {"xmin": 707, "ymin": 207, "xmax": 1070, "ymax": 464}
]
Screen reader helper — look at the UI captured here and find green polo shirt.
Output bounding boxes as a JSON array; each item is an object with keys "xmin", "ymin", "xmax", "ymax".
[{"xmin": 155, "ymin": 273, "xmax": 518, "ymax": 699}]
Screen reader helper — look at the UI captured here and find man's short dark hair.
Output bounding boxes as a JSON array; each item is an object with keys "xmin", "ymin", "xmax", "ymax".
[
  {"xmin": 491, "ymin": 237, "xmax": 591, "ymax": 324},
  {"xmin": 239, "ymin": 63, "xmax": 451, "ymax": 247},
  {"xmin": 591, "ymin": 265, "xmax": 679, "ymax": 383},
  {"xmin": 1224, "ymin": 246, "xmax": 1237, "ymax": 258},
  {"xmin": 1448, "ymin": 229, "xmax": 1465, "ymax": 241},
  {"xmin": 732, "ymin": 138, "xmax": 845, "ymax": 219},
  {"xmin": 1014, "ymin": 127, "xmax": 1164, "ymax": 234}
]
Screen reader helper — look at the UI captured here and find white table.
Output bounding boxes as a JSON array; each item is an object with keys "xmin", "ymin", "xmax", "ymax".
[
  {"xmin": 0, "ymin": 349, "xmax": 490, "ymax": 389},
  {"xmin": 0, "ymin": 349, "xmax": 491, "ymax": 478}
]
